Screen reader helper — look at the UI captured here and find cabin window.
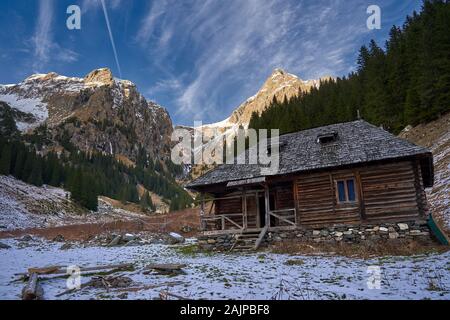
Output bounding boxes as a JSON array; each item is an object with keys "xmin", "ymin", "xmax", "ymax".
[{"xmin": 336, "ymin": 178, "xmax": 357, "ymax": 203}]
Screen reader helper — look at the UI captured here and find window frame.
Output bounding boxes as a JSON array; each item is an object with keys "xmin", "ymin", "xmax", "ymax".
[{"xmin": 334, "ymin": 177, "xmax": 358, "ymax": 204}]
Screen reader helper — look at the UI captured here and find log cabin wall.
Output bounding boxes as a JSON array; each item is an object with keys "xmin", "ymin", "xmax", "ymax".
[
  {"xmin": 296, "ymin": 171, "xmax": 361, "ymax": 226},
  {"xmin": 294, "ymin": 160, "xmax": 424, "ymax": 227},
  {"xmin": 274, "ymin": 186, "xmax": 295, "ymax": 210},
  {"xmin": 214, "ymin": 195, "xmax": 243, "ymax": 228},
  {"xmin": 360, "ymin": 161, "xmax": 421, "ymax": 222}
]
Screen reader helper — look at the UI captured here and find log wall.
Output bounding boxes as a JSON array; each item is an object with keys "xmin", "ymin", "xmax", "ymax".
[
  {"xmin": 294, "ymin": 160, "xmax": 425, "ymax": 227},
  {"xmin": 360, "ymin": 161, "xmax": 421, "ymax": 222},
  {"xmin": 296, "ymin": 171, "xmax": 361, "ymax": 226}
]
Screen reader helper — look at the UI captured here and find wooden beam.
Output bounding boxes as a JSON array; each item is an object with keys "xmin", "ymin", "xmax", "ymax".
[
  {"xmin": 256, "ymin": 193, "xmax": 261, "ymax": 228},
  {"xmin": 292, "ymin": 179, "xmax": 299, "ymax": 227},
  {"xmin": 243, "ymin": 190, "xmax": 247, "ymax": 229},
  {"xmin": 355, "ymin": 170, "xmax": 366, "ymax": 220},
  {"xmin": 264, "ymin": 185, "xmax": 270, "ymax": 228}
]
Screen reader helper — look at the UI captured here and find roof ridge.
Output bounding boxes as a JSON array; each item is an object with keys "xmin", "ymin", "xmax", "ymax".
[{"xmin": 277, "ymin": 119, "xmax": 364, "ymax": 138}]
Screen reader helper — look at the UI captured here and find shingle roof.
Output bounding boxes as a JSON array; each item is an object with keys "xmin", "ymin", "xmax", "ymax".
[{"xmin": 187, "ymin": 120, "xmax": 433, "ymax": 190}]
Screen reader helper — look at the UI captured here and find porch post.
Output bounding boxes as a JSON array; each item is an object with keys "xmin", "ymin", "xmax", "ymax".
[
  {"xmin": 256, "ymin": 191, "xmax": 261, "ymax": 228},
  {"xmin": 264, "ymin": 185, "xmax": 270, "ymax": 228},
  {"xmin": 243, "ymin": 189, "xmax": 247, "ymax": 229},
  {"xmin": 200, "ymin": 193, "xmax": 206, "ymax": 231}
]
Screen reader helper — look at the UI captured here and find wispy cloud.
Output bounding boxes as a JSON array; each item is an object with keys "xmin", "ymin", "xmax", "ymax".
[
  {"xmin": 31, "ymin": 0, "xmax": 79, "ymax": 72},
  {"xmin": 31, "ymin": 0, "xmax": 54, "ymax": 71},
  {"xmin": 137, "ymin": 0, "xmax": 374, "ymax": 124}
]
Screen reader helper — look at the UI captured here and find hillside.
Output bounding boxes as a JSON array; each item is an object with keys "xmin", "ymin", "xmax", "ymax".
[
  {"xmin": 0, "ymin": 175, "xmax": 155, "ymax": 231},
  {"xmin": 399, "ymin": 112, "xmax": 450, "ymax": 232}
]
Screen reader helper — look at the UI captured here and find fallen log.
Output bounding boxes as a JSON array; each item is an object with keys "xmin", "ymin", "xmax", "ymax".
[
  {"xmin": 22, "ymin": 273, "xmax": 43, "ymax": 300},
  {"xmin": 55, "ymin": 274, "xmax": 133, "ymax": 297},
  {"xmin": 111, "ymin": 281, "xmax": 185, "ymax": 293},
  {"xmin": 39, "ymin": 267, "xmax": 134, "ymax": 281},
  {"xmin": 145, "ymin": 263, "xmax": 187, "ymax": 275},
  {"xmin": 16, "ymin": 263, "xmax": 134, "ymax": 277},
  {"xmin": 28, "ymin": 266, "xmax": 61, "ymax": 275}
]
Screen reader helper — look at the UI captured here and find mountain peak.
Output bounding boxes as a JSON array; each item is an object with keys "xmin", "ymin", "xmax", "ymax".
[
  {"xmin": 272, "ymin": 68, "xmax": 286, "ymax": 75},
  {"xmin": 84, "ymin": 68, "xmax": 114, "ymax": 86},
  {"xmin": 224, "ymin": 70, "xmax": 325, "ymax": 125}
]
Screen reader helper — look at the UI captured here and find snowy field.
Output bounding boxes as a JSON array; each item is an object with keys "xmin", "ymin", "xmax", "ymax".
[
  {"xmin": 0, "ymin": 175, "xmax": 151, "ymax": 231},
  {"xmin": 1, "ymin": 238, "xmax": 449, "ymax": 300}
]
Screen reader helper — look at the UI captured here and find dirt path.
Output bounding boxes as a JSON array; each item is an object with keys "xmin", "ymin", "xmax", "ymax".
[{"xmin": 0, "ymin": 208, "xmax": 200, "ymax": 241}]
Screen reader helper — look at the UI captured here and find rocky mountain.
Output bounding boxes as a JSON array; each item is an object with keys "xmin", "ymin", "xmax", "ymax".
[
  {"xmin": 200, "ymin": 68, "xmax": 330, "ymax": 132},
  {"xmin": 0, "ymin": 68, "xmax": 173, "ymax": 162}
]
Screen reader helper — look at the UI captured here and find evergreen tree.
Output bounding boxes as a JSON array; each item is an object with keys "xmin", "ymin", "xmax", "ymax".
[
  {"xmin": 27, "ymin": 157, "xmax": 43, "ymax": 187},
  {"xmin": 0, "ymin": 143, "xmax": 12, "ymax": 175},
  {"xmin": 249, "ymin": 1, "xmax": 450, "ymax": 135}
]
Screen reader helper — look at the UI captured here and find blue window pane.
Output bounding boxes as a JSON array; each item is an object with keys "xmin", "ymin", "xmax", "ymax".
[
  {"xmin": 337, "ymin": 181, "xmax": 346, "ymax": 202},
  {"xmin": 347, "ymin": 179, "xmax": 355, "ymax": 201}
]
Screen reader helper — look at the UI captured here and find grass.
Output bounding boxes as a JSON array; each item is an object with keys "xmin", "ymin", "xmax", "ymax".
[
  {"xmin": 175, "ymin": 244, "xmax": 199, "ymax": 256},
  {"xmin": 284, "ymin": 259, "xmax": 305, "ymax": 266},
  {"xmin": 175, "ymin": 243, "xmax": 217, "ymax": 258},
  {"xmin": 270, "ymin": 239, "xmax": 449, "ymax": 259}
]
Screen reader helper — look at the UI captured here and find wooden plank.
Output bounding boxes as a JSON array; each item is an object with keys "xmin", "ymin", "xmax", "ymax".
[{"xmin": 254, "ymin": 225, "xmax": 269, "ymax": 250}]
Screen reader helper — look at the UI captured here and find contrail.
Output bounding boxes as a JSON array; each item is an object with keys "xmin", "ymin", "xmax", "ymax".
[{"xmin": 100, "ymin": 0, "xmax": 122, "ymax": 78}]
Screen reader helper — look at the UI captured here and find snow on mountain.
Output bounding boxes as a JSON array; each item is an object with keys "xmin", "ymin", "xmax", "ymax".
[
  {"xmin": 194, "ymin": 68, "xmax": 331, "ymax": 134},
  {"xmin": 0, "ymin": 68, "xmax": 174, "ymax": 162},
  {"xmin": 0, "ymin": 93, "xmax": 47, "ymax": 131}
]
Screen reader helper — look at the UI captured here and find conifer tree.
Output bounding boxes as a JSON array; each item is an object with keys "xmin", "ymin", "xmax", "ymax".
[{"xmin": 0, "ymin": 143, "xmax": 12, "ymax": 175}]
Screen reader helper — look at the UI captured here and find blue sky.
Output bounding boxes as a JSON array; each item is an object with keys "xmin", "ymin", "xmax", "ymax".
[{"xmin": 0, "ymin": 0, "xmax": 422, "ymax": 126}]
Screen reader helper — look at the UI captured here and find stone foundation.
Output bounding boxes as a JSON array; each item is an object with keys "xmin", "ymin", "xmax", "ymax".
[
  {"xmin": 264, "ymin": 220, "xmax": 434, "ymax": 246},
  {"xmin": 197, "ymin": 234, "xmax": 237, "ymax": 251},
  {"xmin": 197, "ymin": 220, "xmax": 436, "ymax": 251}
]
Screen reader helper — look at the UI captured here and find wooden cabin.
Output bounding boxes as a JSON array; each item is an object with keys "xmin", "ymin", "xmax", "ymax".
[{"xmin": 187, "ymin": 120, "xmax": 434, "ymax": 236}]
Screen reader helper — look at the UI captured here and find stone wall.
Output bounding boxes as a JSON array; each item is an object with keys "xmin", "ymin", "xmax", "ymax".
[
  {"xmin": 264, "ymin": 220, "xmax": 434, "ymax": 246},
  {"xmin": 197, "ymin": 234, "xmax": 237, "ymax": 251},
  {"xmin": 197, "ymin": 220, "xmax": 435, "ymax": 251}
]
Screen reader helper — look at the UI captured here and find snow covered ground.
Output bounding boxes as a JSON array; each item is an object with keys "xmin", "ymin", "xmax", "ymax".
[
  {"xmin": 0, "ymin": 238, "xmax": 449, "ymax": 300},
  {"xmin": 0, "ymin": 175, "xmax": 151, "ymax": 231},
  {"xmin": 0, "ymin": 175, "xmax": 71, "ymax": 230}
]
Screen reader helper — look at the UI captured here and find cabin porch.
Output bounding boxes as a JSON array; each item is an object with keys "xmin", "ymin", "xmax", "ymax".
[{"xmin": 199, "ymin": 181, "xmax": 297, "ymax": 236}]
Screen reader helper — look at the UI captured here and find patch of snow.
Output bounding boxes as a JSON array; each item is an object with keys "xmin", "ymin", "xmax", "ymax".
[
  {"xmin": 0, "ymin": 176, "xmax": 150, "ymax": 231},
  {"xmin": 0, "ymin": 239, "xmax": 449, "ymax": 300},
  {"xmin": 0, "ymin": 93, "xmax": 48, "ymax": 130},
  {"xmin": 0, "ymin": 175, "xmax": 68, "ymax": 230},
  {"xmin": 198, "ymin": 117, "xmax": 233, "ymax": 129}
]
